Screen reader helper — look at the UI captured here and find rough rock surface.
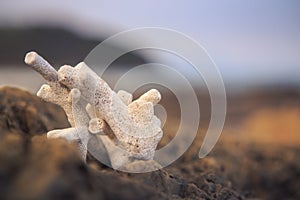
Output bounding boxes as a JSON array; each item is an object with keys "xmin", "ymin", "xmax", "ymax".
[
  {"xmin": 0, "ymin": 86, "xmax": 299, "ymax": 200},
  {"xmin": 0, "ymin": 86, "xmax": 69, "ymax": 136},
  {"xmin": 0, "ymin": 86, "xmax": 243, "ymax": 200}
]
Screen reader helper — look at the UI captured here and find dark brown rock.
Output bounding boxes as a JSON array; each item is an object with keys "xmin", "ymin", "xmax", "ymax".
[
  {"xmin": 0, "ymin": 86, "xmax": 252, "ymax": 199},
  {"xmin": 0, "ymin": 86, "xmax": 69, "ymax": 137}
]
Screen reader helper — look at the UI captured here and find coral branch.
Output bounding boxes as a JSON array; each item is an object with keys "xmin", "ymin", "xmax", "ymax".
[
  {"xmin": 117, "ymin": 90, "xmax": 133, "ymax": 106},
  {"xmin": 24, "ymin": 51, "xmax": 163, "ymax": 168},
  {"xmin": 25, "ymin": 51, "xmax": 58, "ymax": 83},
  {"xmin": 24, "ymin": 52, "xmax": 74, "ymax": 126},
  {"xmin": 57, "ymin": 62, "xmax": 163, "ymax": 159}
]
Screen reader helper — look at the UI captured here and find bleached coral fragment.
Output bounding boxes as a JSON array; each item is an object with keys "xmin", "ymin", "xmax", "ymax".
[
  {"xmin": 117, "ymin": 90, "xmax": 133, "ymax": 106},
  {"xmin": 24, "ymin": 51, "xmax": 58, "ymax": 83},
  {"xmin": 56, "ymin": 62, "xmax": 163, "ymax": 159},
  {"xmin": 88, "ymin": 118, "xmax": 106, "ymax": 134},
  {"xmin": 24, "ymin": 51, "xmax": 163, "ymax": 168}
]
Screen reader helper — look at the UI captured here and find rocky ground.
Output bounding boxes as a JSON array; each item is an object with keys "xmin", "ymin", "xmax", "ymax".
[{"xmin": 0, "ymin": 86, "xmax": 299, "ymax": 200}]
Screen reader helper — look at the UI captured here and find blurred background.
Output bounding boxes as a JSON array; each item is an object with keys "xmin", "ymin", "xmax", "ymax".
[
  {"xmin": 1, "ymin": 0, "xmax": 299, "ymax": 143},
  {"xmin": 0, "ymin": 1, "xmax": 300, "ymax": 199},
  {"xmin": 0, "ymin": 0, "xmax": 299, "ymax": 91},
  {"xmin": 0, "ymin": 0, "xmax": 299, "ymax": 139},
  {"xmin": 0, "ymin": 0, "xmax": 300, "ymax": 145}
]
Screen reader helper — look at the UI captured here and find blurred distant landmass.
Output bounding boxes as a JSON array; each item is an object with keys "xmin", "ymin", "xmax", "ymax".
[{"xmin": 0, "ymin": 26, "xmax": 147, "ymax": 67}]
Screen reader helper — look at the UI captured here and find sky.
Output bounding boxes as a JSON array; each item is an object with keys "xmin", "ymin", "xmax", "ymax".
[{"xmin": 1, "ymin": 0, "xmax": 300, "ymax": 87}]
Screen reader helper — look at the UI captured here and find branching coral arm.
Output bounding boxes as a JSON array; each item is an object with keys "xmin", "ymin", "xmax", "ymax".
[{"xmin": 24, "ymin": 52, "xmax": 75, "ymax": 126}]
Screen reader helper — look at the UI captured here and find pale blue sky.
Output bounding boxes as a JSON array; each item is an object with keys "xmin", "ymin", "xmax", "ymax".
[{"xmin": 1, "ymin": 0, "xmax": 300, "ymax": 86}]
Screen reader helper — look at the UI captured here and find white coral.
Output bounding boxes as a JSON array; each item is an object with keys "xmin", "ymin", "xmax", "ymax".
[{"xmin": 24, "ymin": 51, "xmax": 163, "ymax": 169}]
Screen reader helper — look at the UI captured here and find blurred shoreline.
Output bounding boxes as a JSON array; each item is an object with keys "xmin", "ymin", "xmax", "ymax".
[
  {"xmin": 1, "ymin": 65, "xmax": 299, "ymax": 94},
  {"xmin": 0, "ymin": 66, "xmax": 45, "ymax": 92}
]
